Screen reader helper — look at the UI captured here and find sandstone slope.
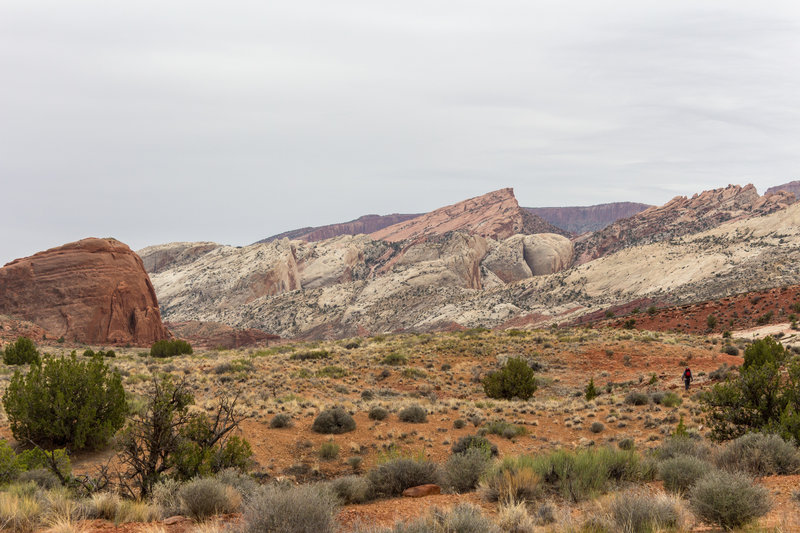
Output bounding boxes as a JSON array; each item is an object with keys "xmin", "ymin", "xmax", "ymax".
[
  {"xmin": 524, "ymin": 202, "xmax": 651, "ymax": 234},
  {"xmin": 370, "ymin": 188, "xmax": 568, "ymax": 242},
  {"xmin": 0, "ymin": 238, "xmax": 169, "ymax": 345},
  {"xmin": 572, "ymin": 184, "xmax": 795, "ymax": 264}
]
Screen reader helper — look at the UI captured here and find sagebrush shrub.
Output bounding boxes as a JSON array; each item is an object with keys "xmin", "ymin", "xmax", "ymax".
[
  {"xmin": 484, "ymin": 420, "xmax": 525, "ymax": 439},
  {"xmin": 715, "ymin": 432, "xmax": 800, "ymax": 476},
  {"xmin": 443, "ymin": 448, "xmax": 492, "ymax": 493},
  {"xmin": 312, "ymin": 408, "xmax": 356, "ymax": 434},
  {"xmin": 269, "ymin": 414, "xmax": 292, "ymax": 428},
  {"xmin": 243, "ymin": 484, "xmax": 338, "ymax": 533},
  {"xmin": 179, "ymin": 477, "xmax": 241, "ymax": 520},
  {"xmin": 483, "ymin": 357, "xmax": 537, "ymax": 400},
  {"xmin": 329, "ymin": 475, "xmax": 374, "ymax": 504},
  {"xmin": 656, "ymin": 436, "xmax": 710, "ymax": 461},
  {"xmin": 659, "ymin": 455, "xmax": 715, "ymax": 494},
  {"xmin": 451, "ymin": 435, "xmax": 498, "ymax": 457},
  {"xmin": 367, "ymin": 458, "xmax": 440, "ymax": 498},
  {"xmin": 609, "ymin": 490, "xmax": 683, "ymax": 533},
  {"xmin": 624, "ymin": 391, "xmax": 650, "ymax": 406},
  {"xmin": 214, "ymin": 468, "xmax": 260, "ymax": 504},
  {"xmin": 368, "ymin": 406, "xmax": 388, "ymax": 421},
  {"xmin": 2, "ymin": 354, "xmax": 126, "ymax": 449},
  {"xmin": 397, "ymin": 405, "xmax": 427, "ymax": 423},
  {"xmin": 3, "ymin": 337, "xmax": 40, "ymax": 366},
  {"xmin": 689, "ymin": 470, "xmax": 771, "ymax": 530}
]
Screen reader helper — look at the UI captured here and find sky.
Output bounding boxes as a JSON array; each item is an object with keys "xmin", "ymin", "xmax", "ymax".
[{"xmin": 2, "ymin": 1, "xmax": 800, "ymax": 265}]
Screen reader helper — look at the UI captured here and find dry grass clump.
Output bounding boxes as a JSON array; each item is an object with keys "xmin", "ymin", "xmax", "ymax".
[
  {"xmin": 496, "ymin": 500, "xmax": 536, "ymax": 533},
  {"xmin": 329, "ymin": 475, "xmax": 374, "ymax": 504},
  {"xmin": 366, "ymin": 458, "xmax": 441, "ymax": 498},
  {"xmin": 480, "ymin": 457, "xmax": 542, "ymax": 504},
  {"xmin": 606, "ymin": 489, "xmax": 684, "ymax": 533},
  {"xmin": 115, "ymin": 499, "xmax": 161, "ymax": 524},
  {"xmin": 443, "ymin": 448, "xmax": 492, "ymax": 493},
  {"xmin": 349, "ymin": 504, "xmax": 499, "ymax": 533},
  {"xmin": 0, "ymin": 491, "xmax": 42, "ymax": 533}
]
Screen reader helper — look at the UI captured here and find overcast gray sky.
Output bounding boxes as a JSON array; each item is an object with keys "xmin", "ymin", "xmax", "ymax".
[{"xmin": 2, "ymin": 1, "xmax": 800, "ymax": 265}]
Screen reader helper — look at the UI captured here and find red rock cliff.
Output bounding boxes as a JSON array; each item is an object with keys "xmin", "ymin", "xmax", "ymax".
[{"xmin": 0, "ymin": 238, "xmax": 169, "ymax": 345}]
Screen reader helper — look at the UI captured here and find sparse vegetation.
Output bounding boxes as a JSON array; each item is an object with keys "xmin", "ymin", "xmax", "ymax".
[
  {"xmin": 312, "ymin": 407, "xmax": 356, "ymax": 434},
  {"xmin": 2, "ymin": 337, "xmax": 40, "ymax": 366},
  {"xmin": 689, "ymin": 469, "xmax": 771, "ymax": 530},
  {"xmin": 149, "ymin": 339, "xmax": 193, "ymax": 357},
  {"xmin": 397, "ymin": 405, "xmax": 427, "ymax": 423},
  {"xmin": 367, "ymin": 457, "xmax": 440, "ymax": 498}
]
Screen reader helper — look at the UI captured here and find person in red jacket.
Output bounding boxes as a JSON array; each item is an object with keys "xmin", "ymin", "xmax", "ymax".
[{"xmin": 683, "ymin": 367, "xmax": 693, "ymax": 391}]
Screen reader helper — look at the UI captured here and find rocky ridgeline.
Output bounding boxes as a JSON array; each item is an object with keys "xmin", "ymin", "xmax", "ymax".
[
  {"xmin": 256, "ymin": 213, "xmax": 422, "ymax": 244},
  {"xmin": 765, "ymin": 180, "xmax": 800, "ymax": 199},
  {"xmin": 0, "ymin": 238, "xmax": 169, "ymax": 345},
  {"xmin": 572, "ymin": 184, "xmax": 796, "ymax": 264}
]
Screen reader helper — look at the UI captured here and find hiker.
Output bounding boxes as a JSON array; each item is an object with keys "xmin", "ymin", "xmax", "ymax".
[{"xmin": 683, "ymin": 367, "xmax": 693, "ymax": 391}]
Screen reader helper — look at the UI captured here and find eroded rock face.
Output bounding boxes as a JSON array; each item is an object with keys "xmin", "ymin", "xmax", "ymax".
[
  {"xmin": 0, "ymin": 238, "xmax": 168, "ymax": 345},
  {"xmin": 370, "ymin": 188, "xmax": 565, "ymax": 242},
  {"xmin": 574, "ymin": 184, "xmax": 795, "ymax": 264},
  {"xmin": 482, "ymin": 233, "xmax": 573, "ymax": 283}
]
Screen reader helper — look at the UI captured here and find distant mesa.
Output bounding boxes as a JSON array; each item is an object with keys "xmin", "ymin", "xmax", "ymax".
[
  {"xmin": 370, "ymin": 188, "xmax": 568, "ymax": 242},
  {"xmin": 0, "ymin": 238, "xmax": 169, "ymax": 345},
  {"xmin": 524, "ymin": 202, "xmax": 652, "ymax": 234},
  {"xmin": 256, "ymin": 213, "xmax": 421, "ymax": 244}
]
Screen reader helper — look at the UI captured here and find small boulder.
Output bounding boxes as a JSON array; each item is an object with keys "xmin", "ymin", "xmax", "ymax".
[{"xmin": 402, "ymin": 484, "xmax": 441, "ymax": 498}]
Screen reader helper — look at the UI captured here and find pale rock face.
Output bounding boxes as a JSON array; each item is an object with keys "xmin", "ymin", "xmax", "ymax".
[{"xmin": 522, "ymin": 234, "xmax": 574, "ymax": 275}]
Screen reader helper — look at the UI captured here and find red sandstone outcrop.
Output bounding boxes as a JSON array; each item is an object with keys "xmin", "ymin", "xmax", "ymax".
[
  {"xmin": 256, "ymin": 213, "xmax": 422, "ymax": 244},
  {"xmin": 765, "ymin": 180, "xmax": 800, "ymax": 200},
  {"xmin": 0, "ymin": 238, "xmax": 169, "ymax": 345},
  {"xmin": 574, "ymin": 184, "xmax": 795, "ymax": 264},
  {"xmin": 524, "ymin": 202, "xmax": 652, "ymax": 234},
  {"xmin": 370, "ymin": 188, "xmax": 567, "ymax": 242},
  {"xmin": 402, "ymin": 484, "xmax": 441, "ymax": 498}
]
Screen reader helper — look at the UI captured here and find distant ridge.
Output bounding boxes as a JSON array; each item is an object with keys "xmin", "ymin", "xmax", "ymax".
[
  {"xmin": 256, "ymin": 213, "xmax": 420, "ymax": 244},
  {"xmin": 765, "ymin": 180, "xmax": 800, "ymax": 199},
  {"xmin": 524, "ymin": 202, "xmax": 652, "ymax": 234}
]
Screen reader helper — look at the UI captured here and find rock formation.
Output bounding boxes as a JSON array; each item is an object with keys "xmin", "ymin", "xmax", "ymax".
[
  {"xmin": 165, "ymin": 321, "xmax": 280, "ymax": 349},
  {"xmin": 256, "ymin": 213, "xmax": 421, "ymax": 244},
  {"xmin": 370, "ymin": 188, "xmax": 567, "ymax": 242},
  {"xmin": 573, "ymin": 184, "xmax": 795, "ymax": 264},
  {"xmin": 765, "ymin": 180, "xmax": 800, "ymax": 200},
  {"xmin": 524, "ymin": 202, "xmax": 652, "ymax": 234},
  {"xmin": 0, "ymin": 238, "xmax": 169, "ymax": 345}
]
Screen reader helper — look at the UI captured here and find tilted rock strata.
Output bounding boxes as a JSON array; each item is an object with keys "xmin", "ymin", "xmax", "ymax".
[
  {"xmin": 370, "ymin": 188, "xmax": 567, "ymax": 242},
  {"xmin": 765, "ymin": 180, "xmax": 800, "ymax": 199},
  {"xmin": 255, "ymin": 213, "xmax": 422, "ymax": 244},
  {"xmin": 573, "ymin": 184, "xmax": 795, "ymax": 264},
  {"xmin": 0, "ymin": 238, "xmax": 169, "ymax": 345}
]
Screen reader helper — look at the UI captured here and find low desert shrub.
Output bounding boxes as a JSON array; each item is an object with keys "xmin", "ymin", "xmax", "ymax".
[
  {"xmin": 243, "ymin": 484, "xmax": 338, "ymax": 533},
  {"xmin": 483, "ymin": 420, "xmax": 526, "ymax": 439},
  {"xmin": 496, "ymin": 501, "xmax": 536, "ymax": 533},
  {"xmin": 483, "ymin": 357, "xmax": 537, "ymax": 400},
  {"xmin": 368, "ymin": 406, "xmax": 388, "ymax": 421},
  {"xmin": 214, "ymin": 468, "xmax": 260, "ymax": 504},
  {"xmin": 397, "ymin": 405, "xmax": 427, "ymax": 423},
  {"xmin": 316, "ymin": 366, "xmax": 347, "ymax": 378},
  {"xmin": 590, "ymin": 421, "xmax": 605, "ymax": 433},
  {"xmin": 150, "ymin": 339, "xmax": 193, "ymax": 358},
  {"xmin": 453, "ymin": 419, "xmax": 466, "ymax": 429},
  {"xmin": 329, "ymin": 475, "xmax": 374, "ymax": 504},
  {"xmin": 609, "ymin": 490, "xmax": 683, "ymax": 533},
  {"xmin": 290, "ymin": 350, "xmax": 330, "ymax": 361},
  {"xmin": 269, "ymin": 414, "xmax": 292, "ymax": 428},
  {"xmin": 367, "ymin": 458, "xmax": 440, "ymax": 498},
  {"xmin": 618, "ymin": 438, "xmax": 635, "ymax": 451},
  {"xmin": 624, "ymin": 391, "xmax": 650, "ymax": 406},
  {"xmin": 443, "ymin": 448, "xmax": 492, "ymax": 493},
  {"xmin": 380, "ymin": 353, "xmax": 407, "ymax": 366},
  {"xmin": 312, "ymin": 408, "xmax": 356, "ymax": 434},
  {"xmin": 723, "ymin": 345, "xmax": 739, "ymax": 356},
  {"xmin": 451, "ymin": 435, "xmax": 498, "ymax": 457},
  {"xmin": 86, "ymin": 492, "xmax": 121, "ymax": 521},
  {"xmin": 3, "ymin": 337, "xmax": 40, "ymax": 366},
  {"xmin": 689, "ymin": 470, "xmax": 771, "ymax": 530},
  {"xmin": 655, "ymin": 435, "xmax": 710, "ymax": 461},
  {"xmin": 715, "ymin": 432, "xmax": 800, "ymax": 476},
  {"xmin": 151, "ymin": 478, "xmax": 182, "ymax": 518},
  {"xmin": 356, "ymin": 503, "xmax": 499, "ymax": 533},
  {"xmin": 178, "ymin": 477, "xmax": 241, "ymax": 520},
  {"xmin": 659, "ymin": 455, "xmax": 715, "ymax": 494}
]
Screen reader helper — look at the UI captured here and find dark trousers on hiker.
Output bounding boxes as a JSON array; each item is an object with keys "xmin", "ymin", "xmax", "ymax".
[{"xmin": 684, "ymin": 378, "xmax": 691, "ymax": 391}]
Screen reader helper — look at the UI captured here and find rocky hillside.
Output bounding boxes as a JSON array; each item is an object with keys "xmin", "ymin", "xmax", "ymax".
[
  {"xmin": 256, "ymin": 213, "xmax": 421, "ymax": 244},
  {"xmin": 766, "ymin": 180, "xmax": 800, "ymax": 199},
  {"xmin": 525, "ymin": 202, "xmax": 651, "ymax": 234},
  {"xmin": 370, "ymin": 188, "xmax": 568, "ymax": 242},
  {"xmin": 572, "ymin": 184, "xmax": 796, "ymax": 264},
  {"xmin": 0, "ymin": 238, "xmax": 169, "ymax": 345}
]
